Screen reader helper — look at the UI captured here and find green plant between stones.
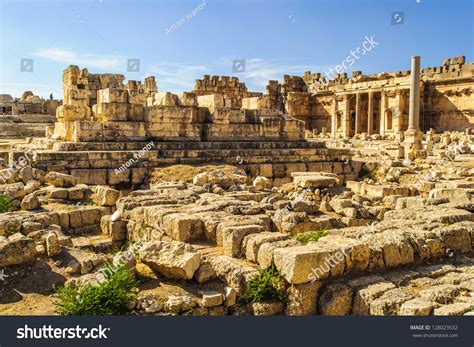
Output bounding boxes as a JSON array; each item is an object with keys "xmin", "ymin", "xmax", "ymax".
[
  {"xmin": 0, "ymin": 195, "xmax": 12, "ymax": 213},
  {"xmin": 54, "ymin": 264, "xmax": 138, "ymax": 315},
  {"xmin": 245, "ymin": 265, "xmax": 286, "ymax": 303},
  {"xmin": 293, "ymin": 229, "xmax": 328, "ymax": 245}
]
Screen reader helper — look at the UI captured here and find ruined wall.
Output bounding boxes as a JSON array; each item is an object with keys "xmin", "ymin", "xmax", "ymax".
[
  {"xmin": 0, "ymin": 92, "xmax": 61, "ymax": 117},
  {"xmin": 193, "ymin": 75, "xmax": 262, "ymax": 109},
  {"xmin": 51, "ymin": 65, "xmax": 305, "ymax": 143},
  {"xmin": 421, "ymin": 59, "xmax": 474, "ymax": 132}
]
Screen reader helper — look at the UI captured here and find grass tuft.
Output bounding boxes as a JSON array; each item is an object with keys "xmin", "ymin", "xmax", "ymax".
[
  {"xmin": 293, "ymin": 229, "xmax": 328, "ymax": 245},
  {"xmin": 0, "ymin": 195, "xmax": 12, "ymax": 213},
  {"xmin": 54, "ymin": 264, "xmax": 137, "ymax": 315},
  {"xmin": 245, "ymin": 265, "xmax": 286, "ymax": 303}
]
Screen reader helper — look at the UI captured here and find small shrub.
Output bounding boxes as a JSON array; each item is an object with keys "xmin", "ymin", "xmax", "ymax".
[
  {"xmin": 0, "ymin": 196, "xmax": 12, "ymax": 213},
  {"xmin": 54, "ymin": 264, "xmax": 138, "ymax": 315},
  {"xmin": 245, "ymin": 266, "xmax": 285, "ymax": 303},
  {"xmin": 294, "ymin": 229, "xmax": 328, "ymax": 245}
]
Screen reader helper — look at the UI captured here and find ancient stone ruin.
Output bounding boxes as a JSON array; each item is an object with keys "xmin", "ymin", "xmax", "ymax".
[
  {"xmin": 0, "ymin": 56, "xmax": 473, "ymax": 317},
  {"xmin": 0, "ymin": 91, "xmax": 60, "ymax": 138}
]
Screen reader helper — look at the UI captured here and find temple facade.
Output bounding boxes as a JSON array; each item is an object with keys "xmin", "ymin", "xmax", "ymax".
[{"xmin": 241, "ymin": 56, "xmax": 473, "ymax": 137}]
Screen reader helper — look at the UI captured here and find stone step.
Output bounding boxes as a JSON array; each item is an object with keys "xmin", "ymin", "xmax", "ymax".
[
  {"xmin": 197, "ymin": 247, "xmax": 260, "ymax": 297},
  {"xmin": 272, "ymin": 218, "xmax": 473, "ymax": 285},
  {"xmin": 317, "ymin": 260, "xmax": 474, "ymax": 316},
  {"xmin": 70, "ymin": 233, "xmax": 118, "ymax": 253},
  {"xmin": 48, "ymin": 140, "xmax": 329, "ymax": 152}
]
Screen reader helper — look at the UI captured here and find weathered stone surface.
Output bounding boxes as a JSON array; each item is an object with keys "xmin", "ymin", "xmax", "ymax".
[
  {"xmin": 224, "ymin": 286, "xmax": 237, "ymax": 307},
  {"xmin": 352, "ymin": 282, "xmax": 396, "ymax": 315},
  {"xmin": 286, "ymin": 281, "xmax": 322, "ymax": 316},
  {"xmin": 220, "ymin": 224, "xmax": 264, "ymax": 257},
  {"xmin": 318, "ymin": 284, "xmax": 353, "ymax": 316},
  {"xmin": 45, "ymin": 232, "xmax": 61, "ymax": 256},
  {"xmin": 399, "ymin": 298, "xmax": 437, "ymax": 316},
  {"xmin": 242, "ymin": 232, "xmax": 289, "ymax": 262},
  {"xmin": 369, "ymin": 288, "xmax": 414, "ymax": 315},
  {"xmin": 45, "ymin": 172, "xmax": 77, "ymax": 187},
  {"xmin": 250, "ymin": 302, "xmax": 284, "ymax": 316},
  {"xmin": 200, "ymin": 291, "xmax": 224, "ymax": 308},
  {"xmin": 0, "ymin": 235, "xmax": 36, "ymax": 267},
  {"xmin": 257, "ymin": 239, "xmax": 300, "ymax": 269},
  {"xmin": 433, "ymin": 303, "xmax": 472, "ymax": 316},
  {"xmin": 140, "ymin": 241, "xmax": 201, "ymax": 280},
  {"xmin": 194, "ymin": 263, "xmax": 217, "ymax": 283},
  {"xmin": 252, "ymin": 176, "xmax": 271, "ymax": 191},
  {"xmin": 95, "ymin": 185, "xmax": 120, "ymax": 206},
  {"xmin": 166, "ymin": 295, "xmax": 196, "ymax": 312},
  {"xmin": 21, "ymin": 193, "xmax": 40, "ymax": 210}
]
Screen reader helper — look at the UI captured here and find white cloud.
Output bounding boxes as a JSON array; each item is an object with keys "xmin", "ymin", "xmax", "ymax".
[
  {"xmin": 149, "ymin": 63, "xmax": 209, "ymax": 92},
  {"xmin": 34, "ymin": 48, "xmax": 123, "ymax": 70},
  {"xmin": 149, "ymin": 58, "xmax": 329, "ymax": 93},
  {"xmin": 238, "ymin": 58, "xmax": 329, "ymax": 89}
]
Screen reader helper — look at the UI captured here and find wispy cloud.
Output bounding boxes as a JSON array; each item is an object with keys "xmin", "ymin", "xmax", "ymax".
[
  {"xmin": 34, "ymin": 48, "xmax": 123, "ymax": 70},
  {"xmin": 27, "ymin": 50, "xmax": 330, "ymax": 94},
  {"xmin": 238, "ymin": 58, "xmax": 329, "ymax": 88},
  {"xmin": 149, "ymin": 63, "xmax": 209, "ymax": 92},
  {"xmin": 149, "ymin": 58, "xmax": 329, "ymax": 93}
]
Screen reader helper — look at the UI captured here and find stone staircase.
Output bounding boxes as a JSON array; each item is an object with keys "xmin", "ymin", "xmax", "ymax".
[{"xmin": 9, "ymin": 139, "xmax": 353, "ymax": 187}]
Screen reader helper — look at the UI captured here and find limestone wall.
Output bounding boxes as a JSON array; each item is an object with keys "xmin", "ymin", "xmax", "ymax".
[{"xmin": 50, "ymin": 65, "xmax": 306, "ymax": 143}]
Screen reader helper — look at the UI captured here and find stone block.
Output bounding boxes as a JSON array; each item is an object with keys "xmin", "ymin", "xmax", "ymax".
[{"xmin": 197, "ymin": 94, "xmax": 224, "ymax": 108}]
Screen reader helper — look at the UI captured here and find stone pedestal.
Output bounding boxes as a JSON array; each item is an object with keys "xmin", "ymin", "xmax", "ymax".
[
  {"xmin": 397, "ymin": 145, "xmax": 405, "ymax": 159},
  {"xmin": 403, "ymin": 129, "xmax": 423, "ymax": 152},
  {"xmin": 395, "ymin": 131, "xmax": 404, "ymax": 142}
]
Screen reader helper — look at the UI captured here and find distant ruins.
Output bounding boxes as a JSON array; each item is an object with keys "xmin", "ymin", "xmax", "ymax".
[
  {"xmin": 19, "ymin": 65, "xmax": 352, "ymax": 187},
  {"xmin": 0, "ymin": 55, "xmax": 470, "ymax": 187},
  {"xmin": 0, "ymin": 91, "xmax": 60, "ymax": 138}
]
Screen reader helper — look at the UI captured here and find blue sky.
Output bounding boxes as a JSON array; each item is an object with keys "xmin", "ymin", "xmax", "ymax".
[{"xmin": 1, "ymin": 0, "xmax": 473, "ymax": 98}]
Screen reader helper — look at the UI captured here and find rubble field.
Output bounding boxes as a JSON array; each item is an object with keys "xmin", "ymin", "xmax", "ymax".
[
  {"xmin": 0, "ymin": 130, "xmax": 473, "ymax": 316},
  {"xmin": 1, "ymin": 58, "xmax": 473, "ymax": 316}
]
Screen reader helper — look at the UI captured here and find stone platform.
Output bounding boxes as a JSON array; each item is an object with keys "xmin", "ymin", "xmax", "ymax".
[{"xmin": 8, "ymin": 139, "xmax": 354, "ymax": 187}]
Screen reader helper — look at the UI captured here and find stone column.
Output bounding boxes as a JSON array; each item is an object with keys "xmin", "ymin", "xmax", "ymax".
[
  {"xmin": 379, "ymin": 91, "xmax": 386, "ymax": 136},
  {"xmin": 367, "ymin": 91, "xmax": 374, "ymax": 135},
  {"xmin": 355, "ymin": 93, "xmax": 361, "ymax": 135},
  {"xmin": 331, "ymin": 112, "xmax": 336, "ymax": 137},
  {"xmin": 342, "ymin": 94, "xmax": 351, "ymax": 138},
  {"xmin": 331, "ymin": 97, "xmax": 337, "ymax": 137},
  {"xmin": 408, "ymin": 56, "xmax": 421, "ymax": 130}
]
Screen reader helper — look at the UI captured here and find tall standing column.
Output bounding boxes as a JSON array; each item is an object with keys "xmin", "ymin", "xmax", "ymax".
[
  {"xmin": 331, "ymin": 96, "xmax": 337, "ymax": 137},
  {"xmin": 355, "ymin": 93, "xmax": 361, "ymax": 135},
  {"xmin": 379, "ymin": 91, "xmax": 386, "ymax": 136},
  {"xmin": 344, "ymin": 94, "xmax": 351, "ymax": 138},
  {"xmin": 408, "ymin": 56, "xmax": 421, "ymax": 130},
  {"xmin": 367, "ymin": 91, "xmax": 374, "ymax": 135}
]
